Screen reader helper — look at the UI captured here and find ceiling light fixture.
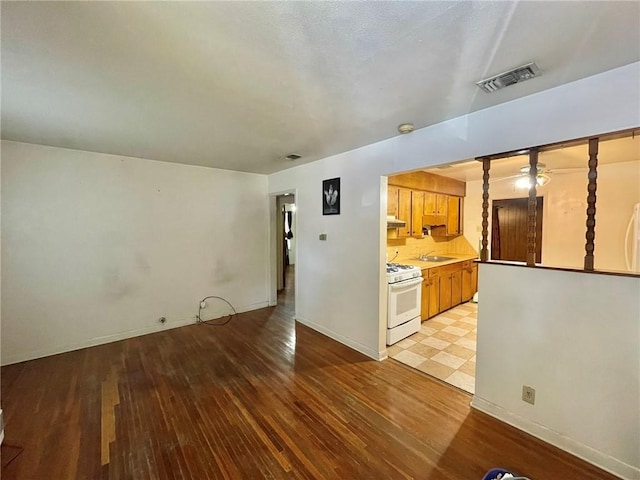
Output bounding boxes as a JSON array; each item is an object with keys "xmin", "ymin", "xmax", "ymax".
[
  {"xmin": 515, "ymin": 171, "xmax": 551, "ymax": 189},
  {"xmin": 514, "ymin": 162, "xmax": 551, "ymax": 188},
  {"xmin": 398, "ymin": 123, "xmax": 415, "ymax": 134},
  {"xmin": 519, "ymin": 162, "xmax": 546, "ymax": 174}
]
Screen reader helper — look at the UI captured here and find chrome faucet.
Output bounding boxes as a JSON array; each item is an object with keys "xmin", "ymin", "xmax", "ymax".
[{"xmin": 419, "ymin": 250, "xmax": 435, "ymax": 261}]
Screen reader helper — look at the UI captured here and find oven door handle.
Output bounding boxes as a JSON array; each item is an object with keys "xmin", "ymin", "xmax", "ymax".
[{"xmin": 389, "ymin": 277, "xmax": 423, "ymax": 290}]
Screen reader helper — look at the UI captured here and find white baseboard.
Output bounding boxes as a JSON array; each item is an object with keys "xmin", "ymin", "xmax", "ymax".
[
  {"xmin": 471, "ymin": 396, "xmax": 639, "ymax": 480},
  {"xmin": 295, "ymin": 316, "xmax": 382, "ymax": 361},
  {"xmin": 0, "ymin": 409, "xmax": 4, "ymax": 445},
  {"xmin": 1, "ymin": 301, "xmax": 271, "ymax": 366}
]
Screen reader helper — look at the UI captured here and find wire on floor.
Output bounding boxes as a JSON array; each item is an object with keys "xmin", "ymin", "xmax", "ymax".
[{"xmin": 196, "ymin": 295, "xmax": 238, "ymax": 326}]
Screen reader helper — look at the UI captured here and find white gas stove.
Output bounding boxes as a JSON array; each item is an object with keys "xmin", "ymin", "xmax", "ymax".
[
  {"xmin": 386, "ymin": 263, "xmax": 423, "ymax": 345},
  {"xmin": 386, "ymin": 263, "xmax": 422, "ymax": 284}
]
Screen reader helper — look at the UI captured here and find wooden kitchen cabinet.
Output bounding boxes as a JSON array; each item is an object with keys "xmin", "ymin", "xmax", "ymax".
[
  {"xmin": 428, "ymin": 273, "xmax": 440, "ymax": 318},
  {"xmin": 451, "ymin": 268, "xmax": 462, "ymax": 306},
  {"xmin": 438, "ymin": 263, "xmax": 461, "ymax": 312},
  {"xmin": 389, "ymin": 177, "xmax": 465, "ymax": 238},
  {"xmin": 447, "ymin": 196, "xmax": 463, "ymax": 236},
  {"xmin": 424, "ymin": 193, "xmax": 464, "ymax": 237},
  {"xmin": 426, "ymin": 262, "xmax": 464, "ymax": 317},
  {"xmin": 424, "ymin": 192, "xmax": 448, "ymax": 216},
  {"xmin": 461, "ymin": 260, "xmax": 478, "ymax": 302},
  {"xmin": 471, "ymin": 262, "xmax": 478, "ymax": 296},
  {"xmin": 387, "ymin": 185, "xmax": 399, "ymax": 217},
  {"xmin": 390, "ymin": 187, "xmax": 434, "ymax": 238},
  {"xmin": 439, "ymin": 271, "xmax": 453, "ymax": 312},
  {"xmin": 420, "ymin": 269, "xmax": 430, "ymax": 320},
  {"xmin": 387, "ymin": 185, "xmax": 400, "ymax": 239},
  {"xmin": 397, "ymin": 187, "xmax": 412, "ymax": 238},
  {"xmin": 411, "ymin": 191, "xmax": 425, "ymax": 237}
]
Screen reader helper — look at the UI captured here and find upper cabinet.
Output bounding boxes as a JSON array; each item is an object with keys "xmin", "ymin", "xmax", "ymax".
[
  {"xmin": 398, "ymin": 187, "xmax": 412, "ymax": 237},
  {"xmin": 388, "ymin": 171, "xmax": 466, "ymax": 238},
  {"xmin": 446, "ymin": 196, "xmax": 463, "ymax": 236},
  {"xmin": 387, "ymin": 185, "xmax": 412, "ymax": 238},
  {"xmin": 411, "ymin": 191, "xmax": 425, "ymax": 237},
  {"xmin": 424, "ymin": 192, "xmax": 447, "ymax": 216},
  {"xmin": 387, "ymin": 185, "xmax": 399, "ymax": 217}
]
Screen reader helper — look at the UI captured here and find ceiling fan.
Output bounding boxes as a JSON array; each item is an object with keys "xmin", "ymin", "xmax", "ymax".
[{"xmin": 491, "ymin": 162, "xmax": 588, "ymax": 189}]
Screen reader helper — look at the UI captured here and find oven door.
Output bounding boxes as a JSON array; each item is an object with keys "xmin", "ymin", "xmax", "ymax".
[{"xmin": 387, "ymin": 276, "xmax": 423, "ymax": 328}]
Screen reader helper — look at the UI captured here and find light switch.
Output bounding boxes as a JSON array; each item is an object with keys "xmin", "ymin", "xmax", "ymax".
[{"xmin": 319, "ymin": 234, "xmax": 327, "ymax": 241}]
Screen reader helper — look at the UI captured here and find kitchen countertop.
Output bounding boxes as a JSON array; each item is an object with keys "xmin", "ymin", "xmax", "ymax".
[{"xmin": 399, "ymin": 254, "xmax": 478, "ymax": 269}]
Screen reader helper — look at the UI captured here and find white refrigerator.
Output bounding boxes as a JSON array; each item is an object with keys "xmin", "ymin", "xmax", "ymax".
[{"xmin": 625, "ymin": 203, "xmax": 640, "ymax": 272}]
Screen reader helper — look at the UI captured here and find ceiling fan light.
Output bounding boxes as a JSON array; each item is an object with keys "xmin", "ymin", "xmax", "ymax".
[
  {"xmin": 515, "ymin": 173, "xmax": 551, "ymax": 189},
  {"xmin": 515, "ymin": 176, "xmax": 532, "ymax": 189},
  {"xmin": 537, "ymin": 173, "xmax": 551, "ymax": 186},
  {"xmin": 520, "ymin": 162, "xmax": 547, "ymax": 174}
]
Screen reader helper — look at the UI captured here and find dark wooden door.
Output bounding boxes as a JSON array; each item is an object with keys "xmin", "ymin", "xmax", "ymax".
[{"xmin": 491, "ymin": 197, "xmax": 543, "ymax": 263}]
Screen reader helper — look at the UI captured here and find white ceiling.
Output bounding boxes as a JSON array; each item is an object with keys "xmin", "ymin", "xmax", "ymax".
[{"xmin": 2, "ymin": 1, "xmax": 639, "ymax": 174}]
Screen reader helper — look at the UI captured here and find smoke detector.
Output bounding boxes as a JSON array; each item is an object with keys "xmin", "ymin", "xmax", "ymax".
[
  {"xmin": 476, "ymin": 62, "xmax": 542, "ymax": 93},
  {"xmin": 398, "ymin": 123, "xmax": 415, "ymax": 134}
]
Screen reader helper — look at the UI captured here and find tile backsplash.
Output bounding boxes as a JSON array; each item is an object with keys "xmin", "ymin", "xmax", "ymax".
[{"xmin": 387, "ymin": 235, "xmax": 477, "ymax": 262}]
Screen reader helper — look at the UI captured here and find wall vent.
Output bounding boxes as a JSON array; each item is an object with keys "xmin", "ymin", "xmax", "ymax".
[{"xmin": 476, "ymin": 62, "xmax": 542, "ymax": 93}]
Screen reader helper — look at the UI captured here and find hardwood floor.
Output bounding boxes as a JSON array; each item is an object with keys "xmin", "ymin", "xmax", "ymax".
[{"xmin": 2, "ymin": 266, "xmax": 616, "ymax": 479}]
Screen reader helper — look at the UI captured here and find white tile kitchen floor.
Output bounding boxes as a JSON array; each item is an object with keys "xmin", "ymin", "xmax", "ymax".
[{"xmin": 387, "ymin": 302, "xmax": 477, "ymax": 394}]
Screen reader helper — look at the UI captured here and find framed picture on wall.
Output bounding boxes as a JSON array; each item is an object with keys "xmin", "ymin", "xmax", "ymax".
[{"xmin": 322, "ymin": 177, "xmax": 340, "ymax": 215}]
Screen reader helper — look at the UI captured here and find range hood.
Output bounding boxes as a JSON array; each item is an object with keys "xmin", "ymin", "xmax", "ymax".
[{"xmin": 387, "ymin": 216, "xmax": 406, "ymax": 229}]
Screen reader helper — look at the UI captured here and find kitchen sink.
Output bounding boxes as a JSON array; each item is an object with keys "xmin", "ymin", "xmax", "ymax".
[{"xmin": 417, "ymin": 255, "xmax": 455, "ymax": 262}]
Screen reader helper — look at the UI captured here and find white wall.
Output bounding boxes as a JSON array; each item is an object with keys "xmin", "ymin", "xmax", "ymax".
[
  {"xmin": 1, "ymin": 141, "xmax": 270, "ymax": 365},
  {"xmin": 268, "ymin": 62, "xmax": 640, "ymax": 476},
  {"xmin": 271, "ymin": 152, "xmax": 390, "ymax": 359},
  {"xmin": 472, "ymin": 264, "xmax": 640, "ymax": 479},
  {"xmin": 464, "ymin": 160, "xmax": 640, "ymax": 272}
]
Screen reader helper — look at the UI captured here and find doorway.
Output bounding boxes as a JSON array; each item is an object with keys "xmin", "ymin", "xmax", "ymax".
[
  {"xmin": 491, "ymin": 197, "xmax": 544, "ymax": 263},
  {"xmin": 281, "ymin": 201, "xmax": 296, "ymax": 290},
  {"xmin": 273, "ymin": 193, "xmax": 296, "ymax": 315}
]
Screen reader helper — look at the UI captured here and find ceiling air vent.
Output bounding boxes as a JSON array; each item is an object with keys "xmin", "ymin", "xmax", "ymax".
[
  {"xmin": 476, "ymin": 62, "xmax": 542, "ymax": 93},
  {"xmin": 285, "ymin": 153, "xmax": 302, "ymax": 161}
]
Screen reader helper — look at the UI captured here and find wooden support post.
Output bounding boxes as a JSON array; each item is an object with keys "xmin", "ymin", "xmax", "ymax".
[
  {"xmin": 480, "ymin": 158, "xmax": 490, "ymax": 261},
  {"xmin": 526, "ymin": 148, "xmax": 539, "ymax": 266},
  {"xmin": 584, "ymin": 137, "xmax": 599, "ymax": 271}
]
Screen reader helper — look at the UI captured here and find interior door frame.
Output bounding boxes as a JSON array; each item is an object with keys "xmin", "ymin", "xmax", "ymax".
[
  {"xmin": 491, "ymin": 196, "xmax": 544, "ymax": 263},
  {"xmin": 269, "ymin": 189, "xmax": 297, "ymax": 311}
]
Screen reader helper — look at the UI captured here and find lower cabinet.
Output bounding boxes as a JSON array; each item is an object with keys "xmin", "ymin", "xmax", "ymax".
[
  {"xmin": 439, "ymin": 269, "xmax": 452, "ymax": 312},
  {"xmin": 428, "ymin": 268, "xmax": 440, "ymax": 319},
  {"xmin": 420, "ymin": 269, "xmax": 430, "ymax": 320},
  {"xmin": 438, "ymin": 263, "xmax": 461, "ymax": 313},
  {"xmin": 451, "ymin": 268, "xmax": 462, "ymax": 306},
  {"xmin": 461, "ymin": 260, "xmax": 479, "ymax": 302},
  {"xmin": 424, "ymin": 260, "xmax": 476, "ymax": 319}
]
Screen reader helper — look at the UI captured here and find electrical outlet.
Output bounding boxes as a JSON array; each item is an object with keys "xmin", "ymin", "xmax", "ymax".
[
  {"xmin": 522, "ymin": 385, "xmax": 536, "ymax": 405},
  {"xmin": 395, "ymin": 248, "xmax": 399, "ymax": 255}
]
